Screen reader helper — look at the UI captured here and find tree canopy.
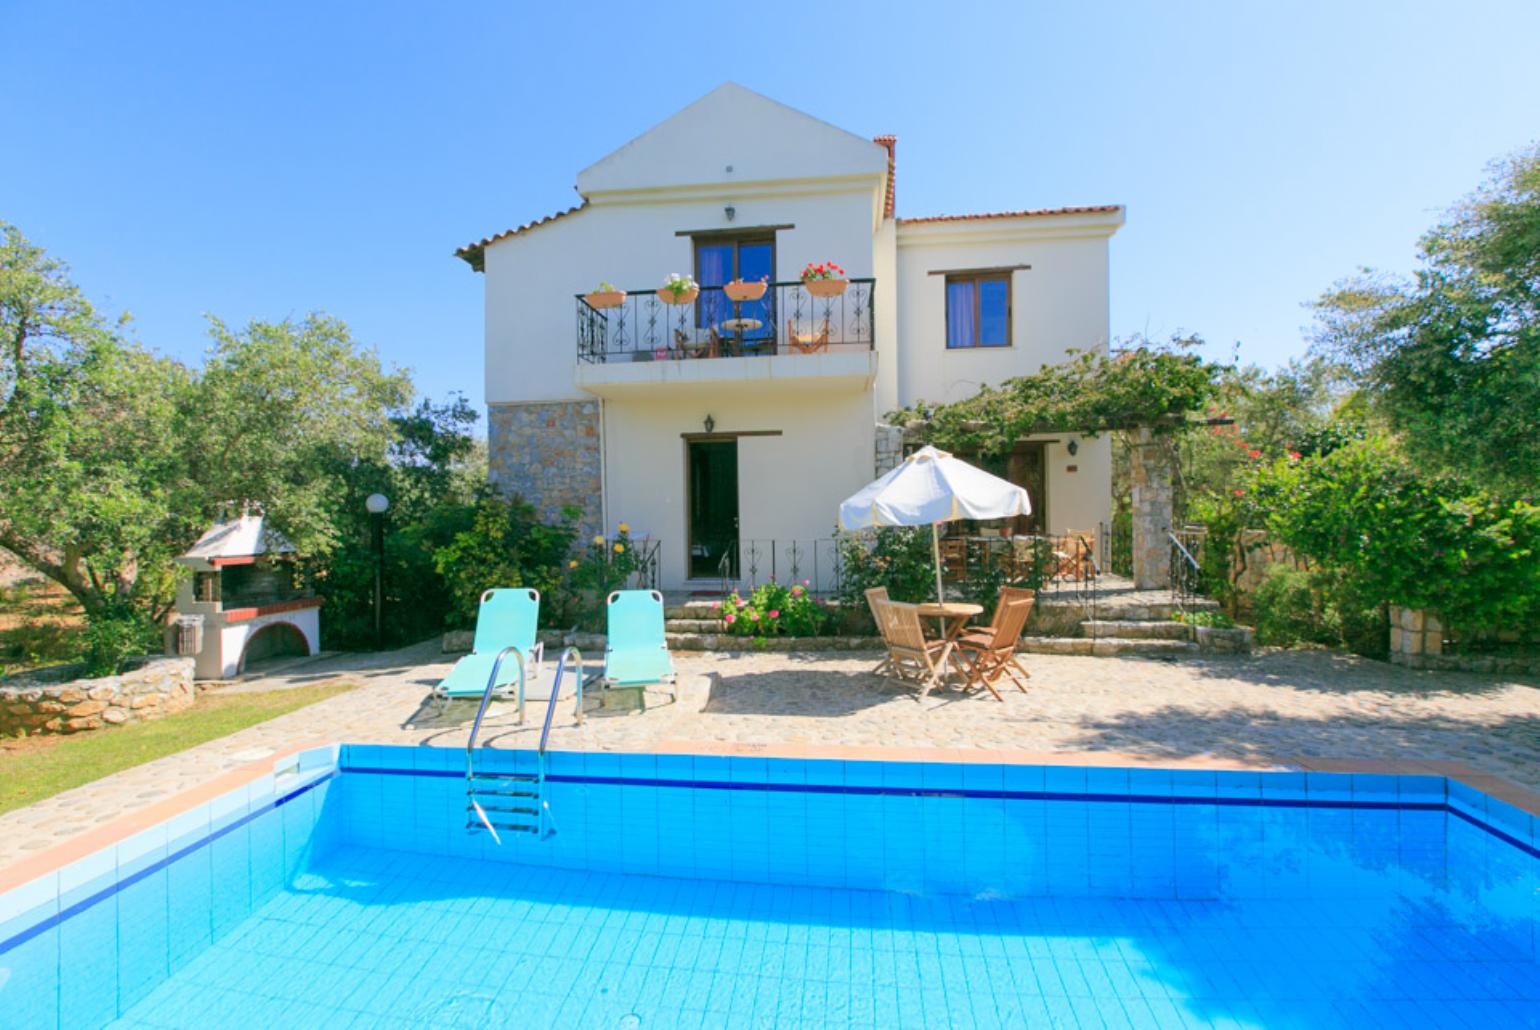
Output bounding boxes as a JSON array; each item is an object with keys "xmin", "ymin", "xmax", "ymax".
[
  {"xmin": 888, "ymin": 335, "xmax": 1221, "ymax": 455},
  {"xmin": 0, "ymin": 221, "xmax": 411, "ymax": 626},
  {"xmin": 1313, "ymin": 143, "xmax": 1540, "ymax": 493}
]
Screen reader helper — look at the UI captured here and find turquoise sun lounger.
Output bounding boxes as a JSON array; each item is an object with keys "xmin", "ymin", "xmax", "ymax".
[
  {"xmin": 603, "ymin": 589, "xmax": 676, "ymax": 698},
  {"xmin": 433, "ymin": 588, "xmax": 543, "ymax": 710}
]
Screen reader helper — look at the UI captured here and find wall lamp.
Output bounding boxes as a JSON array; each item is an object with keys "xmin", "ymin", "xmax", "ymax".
[{"xmin": 704, "ymin": 414, "xmax": 716, "ymax": 434}]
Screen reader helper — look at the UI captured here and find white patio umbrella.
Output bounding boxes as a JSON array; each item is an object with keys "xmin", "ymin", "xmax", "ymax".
[{"xmin": 837, "ymin": 445, "xmax": 1032, "ymax": 601}]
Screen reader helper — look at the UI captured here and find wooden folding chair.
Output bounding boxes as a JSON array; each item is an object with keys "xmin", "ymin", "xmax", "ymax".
[
  {"xmin": 871, "ymin": 598, "xmax": 950, "ymax": 698},
  {"xmin": 955, "ymin": 592, "xmax": 1036, "ymax": 700},
  {"xmin": 864, "ymin": 587, "xmax": 892, "ymax": 677}
]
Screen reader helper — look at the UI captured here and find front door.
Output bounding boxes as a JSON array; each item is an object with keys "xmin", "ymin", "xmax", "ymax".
[
  {"xmin": 688, "ymin": 440, "xmax": 739, "ymax": 578},
  {"xmin": 1007, "ymin": 444, "xmax": 1047, "ymax": 535}
]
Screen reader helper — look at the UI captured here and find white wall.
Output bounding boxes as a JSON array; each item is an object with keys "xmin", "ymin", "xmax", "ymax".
[
  {"xmin": 892, "ymin": 213, "xmax": 1122, "ymax": 409},
  {"xmin": 601, "ymin": 385, "xmax": 875, "ymax": 588}
]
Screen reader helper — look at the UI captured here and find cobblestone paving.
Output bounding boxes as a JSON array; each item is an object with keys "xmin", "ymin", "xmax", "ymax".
[{"xmin": 3, "ymin": 643, "xmax": 1537, "ymax": 871}]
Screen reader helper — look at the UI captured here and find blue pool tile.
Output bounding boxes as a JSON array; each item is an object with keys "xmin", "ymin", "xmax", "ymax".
[
  {"xmin": 1001, "ymin": 763, "xmax": 1046, "ymax": 793},
  {"xmin": 801, "ymin": 759, "xmax": 844, "ymax": 787},
  {"xmin": 655, "ymin": 753, "xmax": 693, "ymax": 782}
]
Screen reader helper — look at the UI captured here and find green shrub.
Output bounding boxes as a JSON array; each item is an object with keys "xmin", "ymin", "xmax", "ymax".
[
  {"xmin": 836, "ymin": 527, "xmax": 939, "ymax": 606},
  {"xmin": 432, "ymin": 499, "xmax": 579, "ymax": 630},
  {"xmin": 1252, "ymin": 438, "xmax": 1540, "ymax": 637},
  {"xmin": 80, "ymin": 610, "xmax": 159, "ymax": 677},
  {"xmin": 1250, "ymin": 565, "xmax": 1388, "ymax": 657}
]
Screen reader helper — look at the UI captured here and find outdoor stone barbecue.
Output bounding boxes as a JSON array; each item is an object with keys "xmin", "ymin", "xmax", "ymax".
[{"xmin": 0, "ymin": 656, "xmax": 195, "ymax": 735}]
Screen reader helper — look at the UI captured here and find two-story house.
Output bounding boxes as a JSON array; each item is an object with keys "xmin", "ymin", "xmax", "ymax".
[{"xmin": 457, "ymin": 84, "xmax": 1122, "ymax": 592}]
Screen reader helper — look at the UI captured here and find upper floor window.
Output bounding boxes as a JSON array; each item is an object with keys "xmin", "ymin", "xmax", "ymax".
[
  {"xmin": 695, "ymin": 233, "xmax": 775, "ymax": 331},
  {"xmin": 945, "ymin": 273, "xmax": 1011, "ymax": 348}
]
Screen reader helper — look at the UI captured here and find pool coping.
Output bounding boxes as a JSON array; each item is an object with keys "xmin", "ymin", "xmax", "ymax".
[{"xmin": 3, "ymin": 739, "xmax": 1538, "ymax": 898}]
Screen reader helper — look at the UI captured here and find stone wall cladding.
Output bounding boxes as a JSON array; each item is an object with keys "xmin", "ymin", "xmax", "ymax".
[
  {"xmin": 874, "ymin": 423, "xmax": 905, "ymax": 477},
  {"xmin": 0, "ymin": 657, "xmax": 196, "ymax": 735},
  {"xmin": 488, "ymin": 400, "xmax": 603, "ymax": 539}
]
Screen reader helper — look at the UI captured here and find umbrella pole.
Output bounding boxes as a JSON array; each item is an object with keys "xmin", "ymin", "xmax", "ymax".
[{"xmin": 932, "ymin": 522, "xmax": 944, "ymax": 602}]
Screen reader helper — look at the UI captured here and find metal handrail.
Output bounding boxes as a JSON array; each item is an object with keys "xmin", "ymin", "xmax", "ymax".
[
  {"xmin": 1169, "ymin": 531, "xmax": 1201, "ymax": 574},
  {"xmin": 535, "ymin": 646, "xmax": 584, "ymax": 839},
  {"xmin": 465, "ymin": 645, "xmax": 523, "ymax": 758},
  {"xmin": 575, "ymin": 277, "xmax": 877, "ymax": 302},
  {"xmin": 539, "ymin": 646, "xmax": 585, "ymax": 753},
  {"xmin": 465, "ymin": 644, "xmax": 524, "ymax": 840}
]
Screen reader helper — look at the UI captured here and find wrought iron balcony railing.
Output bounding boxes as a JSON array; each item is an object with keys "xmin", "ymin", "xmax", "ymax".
[{"xmin": 575, "ymin": 279, "xmax": 875, "ymax": 364}]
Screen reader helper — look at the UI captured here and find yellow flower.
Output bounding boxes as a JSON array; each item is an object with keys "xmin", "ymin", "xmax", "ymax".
[
  {"xmin": 617, "ymin": 522, "xmax": 630, "ymax": 534},
  {"xmin": 568, "ymin": 560, "xmax": 579, "ymax": 569},
  {"xmin": 591, "ymin": 535, "xmax": 605, "ymax": 546},
  {"xmin": 613, "ymin": 543, "xmax": 625, "ymax": 554}
]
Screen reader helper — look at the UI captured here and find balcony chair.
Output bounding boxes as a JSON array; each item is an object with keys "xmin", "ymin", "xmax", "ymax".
[
  {"xmin": 786, "ymin": 319, "xmax": 830, "ymax": 354},
  {"xmin": 953, "ymin": 594, "xmax": 1036, "ymax": 701},
  {"xmin": 432, "ymin": 588, "xmax": 543, "ymax": 712}
]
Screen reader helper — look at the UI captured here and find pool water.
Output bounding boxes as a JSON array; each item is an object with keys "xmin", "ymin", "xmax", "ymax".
[
  {"xmin": 2, "ymin": 746, "xmax": 1537, "ymax": 1028},
  {"xmin": 108, "ymin": 844, "xmax": 1538, "ymax": 1029}
]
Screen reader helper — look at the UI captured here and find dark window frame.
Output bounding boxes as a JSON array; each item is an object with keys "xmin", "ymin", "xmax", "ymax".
[{"xmin": 944, "ymin": 272, "xmax": 1013, "ymax": 349}]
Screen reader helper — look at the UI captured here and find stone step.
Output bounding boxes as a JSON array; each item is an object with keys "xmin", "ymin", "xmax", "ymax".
[
  {"xmin": 1017, "ymin": 636, "xmax": 1200, "ymax": 657},
  {"xmin": 665, "ymin": 602, "xmax": 723, "ymax": 619},
  {"xmin": 1079, "ymin": 620, "xmax": 1193, "ymax": 640},
  {"xmin": 665, "ymin": 618, "xmax": 723, "ymax": 633},
  {"xmin": 665, "ymin": 633, "xmax": 882, "ymax": 653}
]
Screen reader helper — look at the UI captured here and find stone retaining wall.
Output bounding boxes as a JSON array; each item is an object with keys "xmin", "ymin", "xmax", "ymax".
[{"xmin": 0, "ymin": 657, "xmax": 196, "ymax": 735}]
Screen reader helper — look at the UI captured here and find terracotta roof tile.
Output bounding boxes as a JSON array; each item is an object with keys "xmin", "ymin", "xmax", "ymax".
[
  {"xmin": 873, "ymin": 135, "xmax": 896, "ymax": 219},
  {"xmin": 455, "ymin": 201, "xmax": 588, "ymax": 271},
  {"xmin": 898, "ymin": 205, "xmax": 1122, "ymax": 225}
]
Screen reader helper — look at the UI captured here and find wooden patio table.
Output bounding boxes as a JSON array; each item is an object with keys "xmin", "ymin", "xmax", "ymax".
[{"xmin": 916, "ymin": 601, "xmax": 983, "ymax": 681}]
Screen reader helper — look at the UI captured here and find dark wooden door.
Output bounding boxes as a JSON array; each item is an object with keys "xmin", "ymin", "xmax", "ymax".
[{"xmin": 688, "ymin": 440, "xmax": 739, "ymax": 578}]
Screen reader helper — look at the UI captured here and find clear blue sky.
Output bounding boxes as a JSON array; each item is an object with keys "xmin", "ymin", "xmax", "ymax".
[{"xmin": 4, "ymin": 1, "xmax": 1536, "ymax": 417}]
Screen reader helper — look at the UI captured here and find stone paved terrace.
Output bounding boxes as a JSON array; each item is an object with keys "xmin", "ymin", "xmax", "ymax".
[{"xmin": 3, "ymin": 640, "xmax": 1539, "ymax": 871}]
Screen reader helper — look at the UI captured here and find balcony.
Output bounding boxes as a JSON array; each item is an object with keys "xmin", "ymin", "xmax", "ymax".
[{"xmin": 574, "ymin": 279, "xmax": 877, "ymax": 398}]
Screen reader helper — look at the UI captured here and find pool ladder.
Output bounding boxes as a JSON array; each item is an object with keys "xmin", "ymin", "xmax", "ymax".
[{"xmin": 464, "ymin": 645, "xmax": 584, "ymax": 843}]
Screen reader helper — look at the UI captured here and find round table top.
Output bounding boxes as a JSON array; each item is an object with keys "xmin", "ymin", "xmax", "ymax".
[
  {"xmin": 916, "ymin": 602, "xmax": 983, "ymax": 618},
  {"xmin": 719, "ymin": 318, "xmax": 763, "ymax": 332}
]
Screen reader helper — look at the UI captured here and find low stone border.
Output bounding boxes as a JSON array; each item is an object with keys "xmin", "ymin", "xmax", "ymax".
[
  {"xmin": 1391, "ymin": 653, "xmax": 1540, "ymax": 675},
  {"xmin": 443, "ymin": 627, "xmax": 1253, "ymax": 656},
  {"xmin": 0, "ymin": 657, "xmax": 197, "ymax": 735}
]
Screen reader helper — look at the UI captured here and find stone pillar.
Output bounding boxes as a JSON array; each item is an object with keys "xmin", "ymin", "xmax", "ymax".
[
  {"xmin": 1389, "ymin": 605, "xmax": 1444, "ymax": 668},
  {"xmin": 1128, "ymin": 428, "xmax": 1175, "ymax": 590},
  {"xmin": 487, "ymin": 400, "xmax": 604, "ymax": 539}
]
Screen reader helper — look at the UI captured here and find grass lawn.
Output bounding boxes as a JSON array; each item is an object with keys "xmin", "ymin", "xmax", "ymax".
[{"xmin": 0, "ymin": 682, "xmax": 358, "ymax": 815}]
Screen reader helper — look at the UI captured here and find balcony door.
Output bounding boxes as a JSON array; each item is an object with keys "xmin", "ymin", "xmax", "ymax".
[
  {"xmin": 688, "ymin": 439, "xmax": 739, "ymax": 578},
  {"xmin": 695, "ymin": 235, "xmax": 775, "ymax": 349}
]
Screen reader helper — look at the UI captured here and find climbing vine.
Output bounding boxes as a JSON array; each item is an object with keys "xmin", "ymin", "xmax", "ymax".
[{"xmin": 887, "ymin": 336, "xmax": 1221, "ymax": 456}]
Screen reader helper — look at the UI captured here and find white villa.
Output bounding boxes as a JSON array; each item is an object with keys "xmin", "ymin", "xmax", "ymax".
[{"xmin": 457, "ymin": 83, "xmax": 1123, "ymax": 592}]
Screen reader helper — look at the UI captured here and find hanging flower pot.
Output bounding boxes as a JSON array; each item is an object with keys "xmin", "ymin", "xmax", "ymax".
[
  {"xmin": 804, "ymin": 278, "xmax": 848, "ymax": 298},
  {"xmin": 801, "ymin": 261, "xmax": 848, "ymax": 297},
  {"xmin": 585, "ymin": 282, "xmax": 626, "ymax": 309},
  {"xmin": 723, "ymin": 276, "xmax": 768, "ymax": 302},
  {"xmin": 657, "ymin": 273, "xmax": 699, "ymax": 305}
]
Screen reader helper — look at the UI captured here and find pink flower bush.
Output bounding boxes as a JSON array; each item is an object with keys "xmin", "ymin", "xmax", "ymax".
[
  {"xmin": 724, "ymin": 613, "xmax": 736, "ymax": 625},
  {"xmin": 768, "ymin": 610, "xmax": 780, "ymax": 619}
]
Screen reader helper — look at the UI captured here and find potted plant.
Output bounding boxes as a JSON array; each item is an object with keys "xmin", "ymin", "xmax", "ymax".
[
  {"xmin": 584, "ymin": 281, "xmax": 626, "ymax": 309},
  {"xmin": 723, "ymin": 274, "xmax": 769, "ymax": 302},
  {"xmin": 801, "ymin": 261, "xmax": 848, "ymax": 297},
  {"xmin": 657, "ymin": 272, "xmax": 699, "ymax": 305}
]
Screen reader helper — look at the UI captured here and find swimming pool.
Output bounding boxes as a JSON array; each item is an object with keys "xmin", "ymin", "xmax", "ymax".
[{"xmin": 1, "ymin": 745, "xmax": 1536, "ymax": 1028}]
